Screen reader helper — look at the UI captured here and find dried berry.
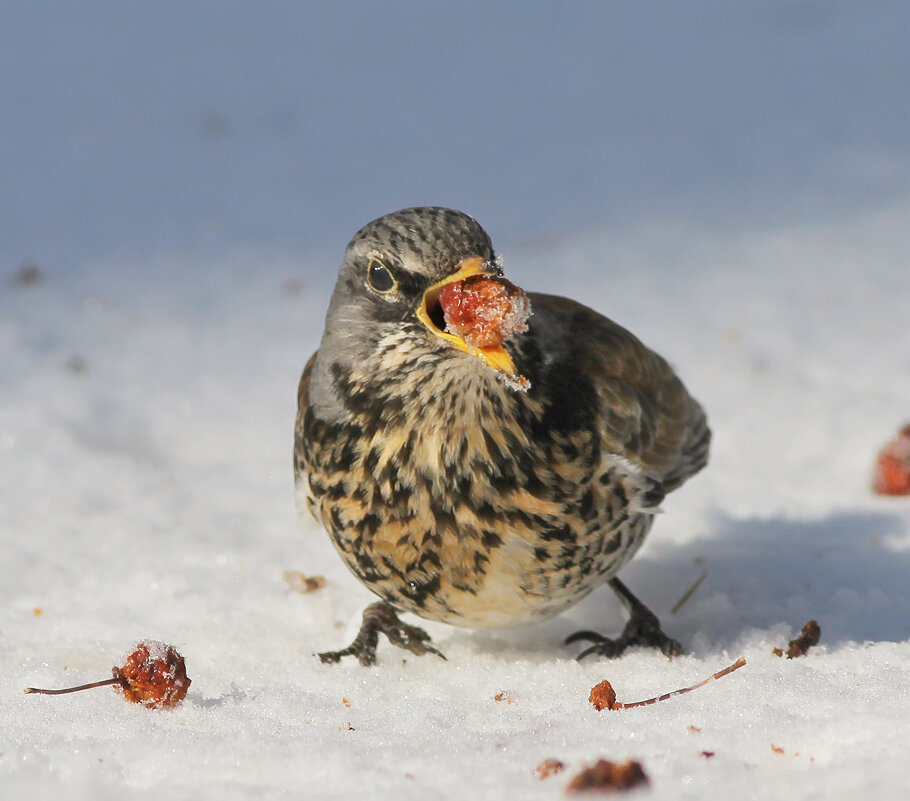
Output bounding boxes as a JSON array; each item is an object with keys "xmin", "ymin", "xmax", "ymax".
[
  {"xmin": 872, "ymin": 424, "xmax": 910, "ymax": 496},
  {"xmin": 283, "ymin": 569, "xmax": 327, "ymax": 593},
  {"xmin": 589, "ymin": 680, "xmax": 618, "ymax": 711},
  {"xmin": 566, "ymin": 759, "xmax": 649, "ymax": 793},
  {"xmin": 438, "ymin": 275, "xmax": 530, "ymax": 349},
  {"xmin": 113, "ymin": 641, "xmax": 191, "ymax": 707},
  {"xmin": 774, "ymin": 620, "xmax": 821, "ymax": 659},
  {"xmin": 534, "ymin": 758, "xmax": 566, "ymax": 780},
  {"xmin": 25, "ymin": 640, "xmax": 190, "ymax": 709}
]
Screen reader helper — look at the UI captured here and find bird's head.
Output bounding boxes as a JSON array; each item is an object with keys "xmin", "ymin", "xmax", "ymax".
[{"xmin": 318, "ymin": 207, "xmax": 528, "ymax": 385}]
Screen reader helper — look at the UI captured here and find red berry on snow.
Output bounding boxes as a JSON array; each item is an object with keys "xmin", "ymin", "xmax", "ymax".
[
  {"xmin": 25, "ymin": 640, "xmax": 191, "ymax": 708},
  {"xmin": 113, "ymin": 641, "xmax": 191, "ymax": 708},
  {"xmin": 872, "ymin": 424, "xmax": 910, "ymax": 496}
]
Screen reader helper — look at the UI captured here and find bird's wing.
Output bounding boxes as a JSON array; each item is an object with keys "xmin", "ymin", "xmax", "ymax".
[
  {"xmin": 294, "ymin": 351, "xmax": 318, "ymax": 482},
  {"xmin": 525, "ymin": 294, "xmax": 710, "ymax": 494}
]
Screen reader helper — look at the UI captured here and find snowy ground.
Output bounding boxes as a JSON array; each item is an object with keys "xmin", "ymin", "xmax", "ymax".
[{"xmin": 3, "ymin": 3, "xmax": 910, "ymax": 800}]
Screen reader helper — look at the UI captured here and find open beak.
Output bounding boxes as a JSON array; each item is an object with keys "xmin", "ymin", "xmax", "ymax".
[{"xmin": 416, "ymin": 256, "xmax": 518, "ymax": 376}]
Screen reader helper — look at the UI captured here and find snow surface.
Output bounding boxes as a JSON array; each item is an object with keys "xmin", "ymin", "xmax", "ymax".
[{"xmin": 3, "ymin": 3, "xmax": 910, "ymax": 800}]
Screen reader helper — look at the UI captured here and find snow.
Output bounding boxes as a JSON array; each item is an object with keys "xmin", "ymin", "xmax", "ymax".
[{"xmin": 3, "ymin": 3, "xmax": 910, "ymax": 799}]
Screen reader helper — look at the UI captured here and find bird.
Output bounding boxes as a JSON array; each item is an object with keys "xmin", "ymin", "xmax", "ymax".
[{"xmin": 294, "ymin": 207, "xmax": 710, "ymax": 666}]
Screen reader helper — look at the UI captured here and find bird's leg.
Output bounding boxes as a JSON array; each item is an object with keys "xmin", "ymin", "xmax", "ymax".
[
  {"xmin": 566, "ymin": 577, "xmax": 682, "ymax": 660},
  {"xmin": 318, "ymin": 601, "xmax": 446, "ymax": 667}
]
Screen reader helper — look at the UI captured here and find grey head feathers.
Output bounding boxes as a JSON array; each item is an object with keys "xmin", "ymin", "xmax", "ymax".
[{"xmin": 309, "ymin": 207, "xmax": 496, "ymax": 423}]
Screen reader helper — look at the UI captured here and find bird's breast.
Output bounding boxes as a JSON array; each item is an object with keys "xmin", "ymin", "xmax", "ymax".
[{"xmin": 299, "ymin": 347, "xmax": 651, "ymax": 627}]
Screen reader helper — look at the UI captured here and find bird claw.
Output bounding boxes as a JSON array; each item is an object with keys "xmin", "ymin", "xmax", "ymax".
[
  {"xmin": 383, "ymin": 619, "xmax": 446, "ymax": 660},
  {"xmin": 564, "ymin": 630, "xmax": 606, "ymax": 646},
  {"xmin": 567, "ymin": 628, "xmax": 682, "ymax": 660},
  {"xmin": 318, "ymin": 602, "xmax": 446, "ymax": 667},
  {"xmin": 575, "ymin": 638, "xmax": 626, "ymax": 661},
  {"xmin": 567, "ymin": 577, "xmax": 682, "ymax": 660}
]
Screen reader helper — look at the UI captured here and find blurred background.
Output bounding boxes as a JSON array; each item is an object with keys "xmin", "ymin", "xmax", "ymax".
[{"xmin": 3, "ymin": 0, "xmax": 909, "ymax": 270}]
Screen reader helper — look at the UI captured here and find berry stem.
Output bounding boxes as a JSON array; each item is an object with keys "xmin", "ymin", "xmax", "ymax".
[
  {"xmin": 671, "ymin": 569, "xmax": 708, "ymax": 614},
  {"xmin": 25, "ymin": 676, "xmax": 125, "ymax": 695},
  {"xmin": 616, "ymin": 656, "xmax": 746, "ymax": 709}
]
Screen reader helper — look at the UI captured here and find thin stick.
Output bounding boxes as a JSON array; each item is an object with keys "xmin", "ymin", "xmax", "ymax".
[
  {"xmin": 616, "ymin": 657, "xmax": 746, "ymax": 709},
  {"xmin": 25, "ymin": 677, "xmax": 124, "ymax": 695},
  {"xmin": 671, "ymin": 570, "xmax": 708, "ymax": 614}
]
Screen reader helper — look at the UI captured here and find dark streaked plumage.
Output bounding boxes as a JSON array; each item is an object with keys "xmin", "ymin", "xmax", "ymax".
[{"xmin": 295, "ymin": 207, "xmax": 710, "ymax": 665}]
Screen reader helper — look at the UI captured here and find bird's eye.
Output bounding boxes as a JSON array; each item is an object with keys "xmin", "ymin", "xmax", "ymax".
[{"xmin": 367, "ymin": 258, "xmax": 397, "ymax": 293}]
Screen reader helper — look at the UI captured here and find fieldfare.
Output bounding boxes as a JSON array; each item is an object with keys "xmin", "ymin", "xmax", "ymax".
[{"xmin": 295, "ymin": 207, "xmax": 709, "ymax": 665}]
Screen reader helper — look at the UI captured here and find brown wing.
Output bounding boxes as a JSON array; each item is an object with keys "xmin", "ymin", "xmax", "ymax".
[
  {"xmin": 527, "ymin": 294, "xmax": 709, "ymax": 493},
  {"xmin": 294, "ymin": 351, "xmax": 318, "ymax": 483}
]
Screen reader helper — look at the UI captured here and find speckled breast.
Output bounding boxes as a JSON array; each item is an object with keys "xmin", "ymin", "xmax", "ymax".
[{"xmin": 296, "ymin": 359, "xmax": 654, "ymax": 629}]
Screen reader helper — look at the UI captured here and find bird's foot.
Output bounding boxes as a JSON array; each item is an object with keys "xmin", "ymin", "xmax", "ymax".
[
  {"xmin": 566, "ymin": 577, "xmax": 682, "ymax": 660},
  {"xmin": 566, "ymin": 618, "xmax": 682, "ymax": 660},
  {"xmin": 318, "ymin": 602, "xmax": 446, "ymax": 667}
]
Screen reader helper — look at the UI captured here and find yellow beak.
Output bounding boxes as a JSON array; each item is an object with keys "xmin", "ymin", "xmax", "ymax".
[{"xmin": 416, "ymin": 256, "xmax": 518, "ymax": 376}]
